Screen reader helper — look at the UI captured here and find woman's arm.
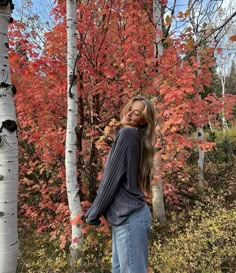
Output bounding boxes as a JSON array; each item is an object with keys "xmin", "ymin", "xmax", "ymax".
[{"xmin": 85, "ymin": 132, "xmax": 128, "ymax": 224}]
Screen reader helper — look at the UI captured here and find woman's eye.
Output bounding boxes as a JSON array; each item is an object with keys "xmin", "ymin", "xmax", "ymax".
[{"xmin": 133, "ymin": 111, "xmax": 141, "ymax": 116}]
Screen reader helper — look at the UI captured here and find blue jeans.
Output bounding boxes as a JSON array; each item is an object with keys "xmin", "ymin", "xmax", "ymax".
[{"xmin": 111, "ymin": 204, "xmax": 151, "ymax": 273}]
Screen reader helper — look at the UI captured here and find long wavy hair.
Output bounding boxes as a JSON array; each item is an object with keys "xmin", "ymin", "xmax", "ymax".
[{"xmin": 121, "ymin": 96, "xmax": 156, "ymax": 195}]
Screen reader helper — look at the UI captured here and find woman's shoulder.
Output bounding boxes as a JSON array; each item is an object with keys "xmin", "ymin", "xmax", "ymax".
[
  {"xmin": 117, "ymin": 127, "xmax": 140, "ymax": 142},
  {"xmin": 119, "ymin": 126, "xmax": 138, "ymax": 134}
]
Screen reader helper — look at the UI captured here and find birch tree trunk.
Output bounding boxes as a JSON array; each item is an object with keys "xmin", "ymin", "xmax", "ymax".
[
  {"xmin": 219, "ymin": 70, "xmax": 229, "ymax": 134},
  {"xmin": 0, "ymin": 1, "xmax": 19, "ymax": 273},
  {"xmin": 196, "ymin": 44, "xmax": 205, "ymax": 186},
  {"xmin": 65, "ymin": 0, "xmax": 83, "ymax": 268},
  {"xmin": 189, "ymin": 0, "xmax": 205, "ymax": 186},
  {"xmin": 152, "ymin": 0, "xmax": 166, "ymax": 223}
]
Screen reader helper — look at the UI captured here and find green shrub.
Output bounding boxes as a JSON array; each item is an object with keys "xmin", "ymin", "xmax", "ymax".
[
  {"xmin": 18, "ymin": 207, "xmax": 235, "ymax": 273},
  {"xmin": 17, "ymin": 232, "xmax": 69, "ymax": 273},
  {"xmin": 77, "ymin": 227, "xmax": 112, "ymax": 273},
  {"xmin": 149, "ymin": 207, "xmax": 236, "ymax": 273},
  {"xmin": 215, "ymin": 126, "xmax": 236, "ymax": 145},
  {"xmin": 17, "ymin": 227, "xmax": 112, "ymax": 273}
]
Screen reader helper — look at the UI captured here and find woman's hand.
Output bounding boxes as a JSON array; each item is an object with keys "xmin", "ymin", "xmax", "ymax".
[{"xmin": 81, "ymin": 214, "xmax": 101, "ymax": 226}]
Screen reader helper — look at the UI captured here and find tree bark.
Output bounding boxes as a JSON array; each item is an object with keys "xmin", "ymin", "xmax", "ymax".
[
  {"xmin": 65, "ymin": 0, "xmax": 83, "ymax": 269},
  {"xmin": 0, "ymin": 2, "xmax": 18, "ymax": 273},
  {"xmin": 88, "ymin": 94, "xmax": 100, "ymax": 202},
  {"xmin": 189, "ymin": 0, "xmax": 205, "ymax": 186},
  {"xmin": 219, "ymin": 70, "xmax": 229, "ymax": 133},
  {"xmin": 152, "ymin": 0, "xmax": 166, "ymax": 223}
]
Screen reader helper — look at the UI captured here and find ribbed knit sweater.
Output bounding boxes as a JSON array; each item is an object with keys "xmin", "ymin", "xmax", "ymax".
[{"xmin": 85, "ymin": 127, "xmax": 146, "ymax": 226}]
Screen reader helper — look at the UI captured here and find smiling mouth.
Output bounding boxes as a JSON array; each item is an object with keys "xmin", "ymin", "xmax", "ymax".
[{"xmin": 124, "ymin": 117, "xmax": 131, "ymax": 122}]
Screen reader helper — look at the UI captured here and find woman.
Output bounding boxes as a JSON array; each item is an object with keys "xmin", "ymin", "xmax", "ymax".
[{"xmin": 85, "ymin": 96, "xmax": 156, "ymax": 273}]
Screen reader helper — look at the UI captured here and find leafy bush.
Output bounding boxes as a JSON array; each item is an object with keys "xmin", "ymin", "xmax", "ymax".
[
  {"xmin": 77, "ymin": 227, "xmax": 112, "ymax": 273},
  {"xmin": 149, "ymin": 206, "xmax": 236, "ymax": 273},
  {"xmin": 215, "ymin": 126, "xmax": 236, "ymax": 145},
  {"xmin": 17, "ymin": 227, "xmax": 112, "ymax": 273},
  {"xmin": 17, "ymin": 232, "xmax": 69, "ymax": 273},
  {"xmin": 18, "ymin": 202, "xmax": 235, "ymax": 273}
]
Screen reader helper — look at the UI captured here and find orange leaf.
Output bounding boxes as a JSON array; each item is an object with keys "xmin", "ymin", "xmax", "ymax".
[
  {"xmin": 185, "ymin": 9, "xmax": 190, "ymax": 17},
  {"xmin": 59, "ymin": 234, "xmax": 67, "ymax": 249},
  {"xmin": 229, "ymin": 35, "xmax": 236, "ymax": 41},
  {"xmin": 165, "ymin": 15, "xmax": 171, "ymax": 26},
  {"xmin": 72, "ymin": 237, "xmax": 79, "ymax": 244},
  {"xmin": 71, "ymin": 212, "xmax": 84, "ymax": 225}
]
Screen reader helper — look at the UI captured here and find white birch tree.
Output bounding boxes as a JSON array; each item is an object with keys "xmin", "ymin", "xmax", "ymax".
[
  {"xmin": 152, "ymin": 0, "xmax": 166, "ymax": 223},
  {"xmin": 188, "ymin": 0, "xmax": 205, "ymax": 186},
  {"xmin": 218, "ymin": 64, "xmax": 229, "ymax": 134},
  {"xmin": 188, "ymin": 0, "xmax": 236, "ymax": 186},
  {"xmin": 0, "ymin": 1, "xmax": 18, "ymax": 273},
  {"xmin": 65, "ymin": 0, "xmax": 83, "ymax": 268},
  {"xmin": 214, "ymin": 5, "xmax": 236, "ymax": 134}
]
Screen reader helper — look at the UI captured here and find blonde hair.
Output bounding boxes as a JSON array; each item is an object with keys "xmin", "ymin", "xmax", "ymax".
[{"xmin": 121, "ymin": 96, "xmax": 156, "ymax": 194}]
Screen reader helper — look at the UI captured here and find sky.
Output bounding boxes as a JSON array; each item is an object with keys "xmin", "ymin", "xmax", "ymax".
[
  {"xmin": 222, "ymin": 0, "xmax": 236, "ymax": 14},
  {"xmin": 12, "ymin": 0, "xmax": 236, "ymax": 24},
  {"xmin": 12, "ymin": 0, "xmax": 236, "ymax": 72},
  {"xmin": 13, "ymin": 0, "xmax": 55, "ymax": 29},
  {"xmin": 13, "ymin": 0, "xmax": 54, "ymax": 16}
]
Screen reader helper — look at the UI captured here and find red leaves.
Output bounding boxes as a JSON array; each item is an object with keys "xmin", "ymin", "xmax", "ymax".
[
  {"xmin": 59, "ymin": 234, "xmax": 67, "ymax": 249},
  {"xmin": 161, "ymin": 0, "xmax": 168, "ymax": 5},
  {"xmin": 229, "ymin": 35, "xmax": 236, "ymax": 41},
  {"xmin": 71, "ymin": 212, "xmax": 84, "ymax": 225},
  {"xmin": 198, "ymin": 141, "xmax": 216, "ymax": 152},
  {"xmin": 216, "ymin": 48, "xmax": 223, "ymax": 54},
  {"xmin": 9, "ymin": 0, "xmax": 236, "ymax": 240},
  {"xmin": 72, "ymin": 237, "xmax": 79, "ymax": 244}
]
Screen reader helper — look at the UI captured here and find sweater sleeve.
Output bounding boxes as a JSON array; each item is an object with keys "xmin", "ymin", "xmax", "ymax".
[{"xmin": 85, "ymin": 129, "xmax": 128, "ymax": 224}]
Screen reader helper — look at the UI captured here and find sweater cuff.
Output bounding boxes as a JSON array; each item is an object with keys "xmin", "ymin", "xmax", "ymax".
[{"xmin": 86, "ymin": 217, "xmax": 101, "ymax": 226}]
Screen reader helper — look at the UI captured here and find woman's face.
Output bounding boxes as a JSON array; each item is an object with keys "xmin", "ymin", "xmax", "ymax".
[{"xmin": 122, "ymin": 100, "xmax": 146, "ymax": 128}]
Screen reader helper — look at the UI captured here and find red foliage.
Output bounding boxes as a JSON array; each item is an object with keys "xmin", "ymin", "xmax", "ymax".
[
  {"xmin": 229, "ymin": 35, "xmax": 236, "ymax": 41},
  {"xmin": 8, "ymin": 0, "xmax": 236, "ymax": 244}
]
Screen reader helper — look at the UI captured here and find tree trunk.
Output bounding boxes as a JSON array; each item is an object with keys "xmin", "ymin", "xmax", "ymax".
[
  {"xmin": 189, "ymin": 0, "xmax": 205, "ymax": 186},
  {"xmin": 152, "ymin": 0, "xmax": 166, "ymax": 223},
  {"xmin": 88, "ymin": 94, "xmax": 100, "ymax": 202},
  {"xmin": 65, "ymin": 0, "xmax": 83, "ymax": 269},
  {"xmin": 0, "ymin": 1, "xmax": 19, "ymax": 273},
  {"xmin": 219, "ymin": 73, "xmax": 229, "ymax": 133},
  {"xmin": 76, "ymin": 90, "xmax": 85, "ymax": 202},
  {"xmin": 152, "ymin": 176, "xmax": 166, "ymax": 223}
]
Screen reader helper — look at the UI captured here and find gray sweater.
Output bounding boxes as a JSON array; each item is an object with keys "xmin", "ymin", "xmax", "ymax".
[{"xmin": 85, "ymin": 127, "xmax": 146, "ymax": 226}]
